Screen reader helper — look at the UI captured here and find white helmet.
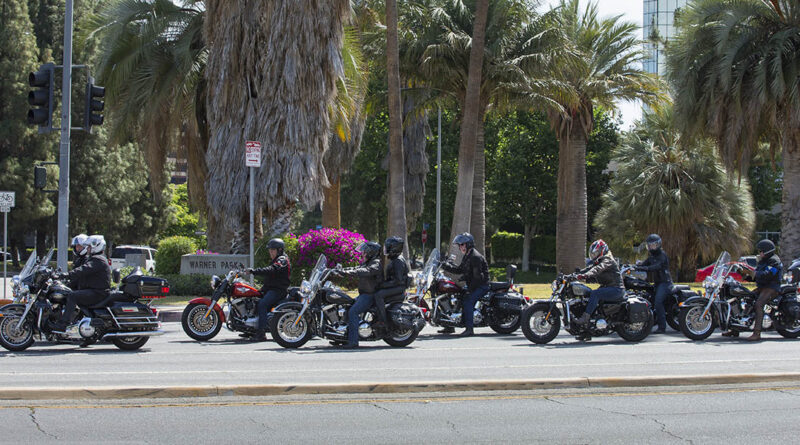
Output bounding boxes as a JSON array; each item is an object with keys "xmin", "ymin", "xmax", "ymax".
[
  {"xmin": 85, "ymin": 235, "xmax": 106, "ymax": 255},
  {"xmin": 71, "ymin": 233, "xmax": 89, "ymax": 257}
]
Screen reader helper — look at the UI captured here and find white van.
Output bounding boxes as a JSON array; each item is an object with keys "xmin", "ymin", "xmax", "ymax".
[{"xmin": 110, "ymin": 245, "xmax": 157, "ymax": 273}]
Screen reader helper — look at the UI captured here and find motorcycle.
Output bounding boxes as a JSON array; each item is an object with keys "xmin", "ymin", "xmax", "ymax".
[
  {"xmin": 4, "ymin": 248, "xmax": 48, "ymax": 307},
  {"xmin": 679, "ymin": 251, "xmax": 800, "ymax": 340},
  {"xmin": 408, "ymin": 248, "xmax": 527, "ymax": 335},
  {"xmin": 269, "ymin": 254, "xmax": 425, "ymax": 348},
  {"xmin": 520, "ymin": 273, "xmax": 653, "ymax": 344},
  {"xmin": 620, "ymin": 264, "xmax": 699, "ymax": 331},
  {"xmin": 181, "ymin": 269, "xmax": 298, "ymax": 341},
  {"xmin": 0, "ymin": 251, "xmax": 168, "ymax": 351}
]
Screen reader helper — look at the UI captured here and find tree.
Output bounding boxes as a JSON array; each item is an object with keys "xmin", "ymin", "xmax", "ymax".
[
  {"xmin": 595, "ymin": 107, "xmax": 755, "ymax": 281},
  {"xmin": 539, "ymin": 0, "xmax": 662, "ymax": 272},
  {"xmin": 667, "ymin": 0, "xmax": 800, "ymax": 262},
  {"xmin": 385, "ymin": 0, "xmax": 408, "ymax": 250}
]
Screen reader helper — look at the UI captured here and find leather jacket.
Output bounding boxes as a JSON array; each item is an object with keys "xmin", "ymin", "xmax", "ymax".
[
  {"xmin": 251, "ymin": 254, "xmax": 291, "ymax": 292},
  {"xmin": 582, "ymin": 254, "xmax": 623, "ymax": 289},
  {"xmin": 340, "ymin": 258, "xmax": 383, "ymax": 294},
  {"xmin": 66, "ymin": 254, "xmax": 111, "ymax": 292},
  {"xmin": 637, "ymin": 248, "xmax": 673, "ymax": 284},
  {"xmin": 754, "ymin": 253, "xmax": 782, "ymax": 290},
  {"xmin": 442, "ymin": 248, "xmax": 489, "ymax": 292}
]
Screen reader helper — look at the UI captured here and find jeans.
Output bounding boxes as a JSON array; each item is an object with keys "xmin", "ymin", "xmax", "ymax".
[
  {"xmin": 463, "ymin": 285, "xmax": 490, "ymax": 329},
  {"xmin": 60, "ymin": 289, "xmax": 106, "ymax": 323},
  {"xmin": 653, "ymin": 282, "xmax": 673, "ymax": 330},
  {"xmin": 753, "ymin": 287, "xmax": 779, "ymax": 332},
  {"xmin": 256, "ymin": 289, "xmax": 287, "ymax": 332},
  {"xmin": 584, "ymin": 287, "xmax": 625, "ymax": 316},
  {"xmin": 348, "ymin": 293, "xmax": 375, "ymax": 345}
]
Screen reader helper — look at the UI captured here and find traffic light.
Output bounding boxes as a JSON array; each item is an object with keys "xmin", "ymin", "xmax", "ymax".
[
  {"xmin": 27, "ymin": 63, "xmax": 55, "ymax": 132},
  {"xmin": 34, "ymin": 166, "xmax": 47, "ymax": 189},
  {"xmin": 84, "ymin": 76, "xmax": 105, "ymax": 133}
]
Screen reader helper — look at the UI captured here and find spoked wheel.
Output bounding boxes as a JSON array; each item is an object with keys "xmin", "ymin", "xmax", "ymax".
[
  {"xmin": 776, "ymin": 318, "xmax": 800, "ymax": 339},
  {"xmin": 616, "ymin": 313, "xmax": 654, "ymax": 342},
  {"xmin": 489, "ymin": 312, "xmax": 521, "ymax": 334},
  {"xmin": 679, "ymin": 306, "xmax": 716, "ymax": 340},
  {"xmin": 270, "ymin": 310, "xmax": 312, "ymax": 349},
  {"xmin": 0, "ymin": 313, "xmax": 35, "ymax": 352},
  {"xmin": 520, "ymin": 303, "xmax": 560, "ymax": 344},
  {"xmin": 181, "ymin": 303, "xmax": 222, "ymax": 341},
  {"xmin": 111, "ymin": 336, "xmax": 149, "ymax": 351},
  {"xmin": 383, "ymin": 326, "xmax": 419, "ymax": 347}
]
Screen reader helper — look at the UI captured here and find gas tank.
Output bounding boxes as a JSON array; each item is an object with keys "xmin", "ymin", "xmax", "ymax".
[
  {"xmin": 437, "ymin": 279, "xmax": 461, "ymax": 294},
  {"xmin": 231, "ymin": 281, "xmax": 261, "ymax": 298},
  {"xmin": 624, "ymin": 275, "xmax": 651, "ymax": 291},
  {"xmin": 570, "ymin": 282, "xmax": 592, "ymax": 297},
  {"xmin": 728, "ymin": 283, "xmax": 754, "ymax": 298}
]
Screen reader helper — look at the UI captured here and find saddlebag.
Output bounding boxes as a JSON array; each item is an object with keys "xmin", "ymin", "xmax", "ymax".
[
  {"xmin": 122, "ymin": 275, "xmax": 169, "ymax": 299},
  {"xmin": 492, "ymin": 293, "xmax": 525, "ymax": 312},
  {"xmin": 781, "ymin": 297, "xmax": 800, "ymax": 321},
  {"xmin": 107, "ymin": 302, "xmax": 160, "ymax": 330},
  {"xmin": 626, "ymin": 299, "xmax": 650, "ymax": 323},
  {"xmin": 387, "ymin": 303, "xmax": 424, "ymax": 330}
]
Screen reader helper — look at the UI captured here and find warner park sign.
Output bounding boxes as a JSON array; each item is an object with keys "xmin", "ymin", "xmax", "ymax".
[{"xmin": 180, "ymin": 254, "xmax": 250, "ymax": 276}]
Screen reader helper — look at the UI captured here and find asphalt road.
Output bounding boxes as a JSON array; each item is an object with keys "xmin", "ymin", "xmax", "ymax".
[
  {"xmin": 3, "ymin": 384, "xmax": 800, "ymax": 443},
  {"xmin": 2, "ymin": 319, "xmax": 800, "ymax": 390}
]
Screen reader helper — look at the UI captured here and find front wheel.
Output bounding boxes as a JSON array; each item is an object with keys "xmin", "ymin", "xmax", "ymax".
[
  {"xmin": 383, "ymin": 326, "xmax": 419, "ymax": 347},
  {"xmin": 111, "ymin": 336, "xmax": 149, "ymax": 351},
  {"xmin": 269, "ymin": 310, "xmax": 312, "ymax": 348},
  {"xmin": 489, "ymin": 312, "xmax": 521, "ymax": 334},
  {"xmin": 0, "ymin": 313, "xmax": 35, "ymax": 352},
  {"xmin": 616, "ymin": 313, "xmax": 653, "ymax": 342},
  {"xmin": 520, "ymin": 303, "xmax": 560, "ymax": 344},
  {"xmin": 679, "ymin": 306, "xmax": 716, "ymax": 341},
  {"xmin": 182, "ymin": 303, "xmax": 222, "ymax": 341}
]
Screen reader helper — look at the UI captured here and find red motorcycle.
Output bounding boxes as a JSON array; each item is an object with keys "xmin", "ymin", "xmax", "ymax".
[
  {"xmin": 408, "ymin": 249, "xmax": 528, "ymax": 334},
  {"xmin": 180, "ymin": 269, "xmax": 296, "ymax": 341}
]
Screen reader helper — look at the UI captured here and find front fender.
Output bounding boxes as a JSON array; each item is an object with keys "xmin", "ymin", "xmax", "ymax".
[
  {"xmin": 679, "ymin": 296, "xmax": 710, "ymax": 308},
  {"xmin": 187, "ymin": 297, "xmax": 225, "ymax": 323},
  {"xmin": 0, "ymin": 303, "xmax": 27, "ymax": 316},
  {"xmin": 271, "ymin": 301, "xmax": 304, "ymax": 314}
]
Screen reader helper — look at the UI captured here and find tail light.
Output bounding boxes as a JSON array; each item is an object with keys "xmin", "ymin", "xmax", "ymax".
[
  {"xmin": 161, "ymin": 286, "xmax": 170, "ymax": 295},
  {"xmin": 108, "ymin": 258, "xmax": 112, "ymax": 265},
  {"xmin": 151, "ymin": 308, "xmax": 158, "ymax": 316}
]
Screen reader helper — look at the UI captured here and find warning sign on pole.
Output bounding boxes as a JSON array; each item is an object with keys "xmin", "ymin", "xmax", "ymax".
[{"xmin": 245, "ymin": 141, "xmax": 262, "ymax": 168}]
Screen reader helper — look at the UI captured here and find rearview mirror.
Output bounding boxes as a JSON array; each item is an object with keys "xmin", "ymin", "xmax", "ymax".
[
  {"xmin": 112, "ymin": 269, "xmax": 121, "ymax": 283},
  {"xmin": 506, "ymin": 264, "xmax": 517, "ymax": 282}
]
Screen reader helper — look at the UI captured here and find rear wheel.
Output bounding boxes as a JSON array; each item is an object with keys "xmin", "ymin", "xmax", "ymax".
[
  {"xmin": 679, "ymin": 306, "xmax": 716, "ymax": 340},
  {"xmin": 776, "ymin": 317, "xmax": 800, "ymax": 339},
  {"xmin": 665, "ymin": 301, "xmax": 680, "ymax": 331},
  {"xmin": 181, "ymin": 303, "xmax": 222, "ymax": 341},
  {"xmin": 0, "ymin": 313, "xmax": 35, "ymax": 352},
  {"xmin": 520, "ymin": 303, "xmax": 560, "ymax": 344},
  {"xmin": 616, "ymin": 313, "xmax": 653, "ymax": 342},
  {"xmin": 383, "ymin": 326, "xmax": 419, "ymax": 347},
  {"xmin": 270, "ymin": 310, "xmax": 312, "ymax": 348},
  {"xmin": 489, "ymin": 312, "xmax": 521, "ymax": 334},
  {"xmin": 111, "ymin": 336, "xmax": 149, "ymax": 351}
]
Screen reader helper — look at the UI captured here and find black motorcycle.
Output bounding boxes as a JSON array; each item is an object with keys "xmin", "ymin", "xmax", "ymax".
[
  {"xmin": 521, "ymin": 273, "xmax": 653, "ymax": 343},
  {"xmin": 620, "ymin": 264, "xmax": 699, "ymax": 331},
  {"xmin": 679, "ymin": 251, "xmax": 800, "ymax": 340},
  {"xmin": 269, "ymin": 254, "xmax": 426, "ymax": 348},
  {"xmin": 0, "ymin": 256, "xmax": 168, "ymax": 351}
]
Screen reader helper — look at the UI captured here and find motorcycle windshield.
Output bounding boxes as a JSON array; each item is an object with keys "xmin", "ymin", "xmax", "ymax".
[
  {"xmin": 310, "ymin": 254, "xmax": 328, "ymax": 285},
  {"xmin": 17, "ymin": 249, "xmax": 38, "ymax": 281},
  {"xmin": 41, "ymin": 248, "xmax": 55, "ymax": 268},
  {"xmin": 422, "ymin": 248, "xmax": 440, "ymax": 289},
  {"xmin": 710, "ymin": 251, "xmax": 732, "ymax": 285}
]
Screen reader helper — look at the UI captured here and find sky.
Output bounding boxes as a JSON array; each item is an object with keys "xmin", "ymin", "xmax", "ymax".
[{"xmin": 540, "ymin": 0, "xmax": 645, "ymax": 130}]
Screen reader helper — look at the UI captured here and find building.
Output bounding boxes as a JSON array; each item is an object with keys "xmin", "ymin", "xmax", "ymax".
[{"xmin": 642, "ymin": 0, "xmax": 688, "ymax": 76}]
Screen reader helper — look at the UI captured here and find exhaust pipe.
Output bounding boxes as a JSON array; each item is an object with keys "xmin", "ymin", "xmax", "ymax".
[{"xmin": 102, "ymin": 330, "xmax": 165, "ymax": 339}]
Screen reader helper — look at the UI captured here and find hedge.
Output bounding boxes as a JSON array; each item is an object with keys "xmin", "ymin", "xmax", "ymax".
[
  {"xmin": 155, "ymin": 236, "xmax": 198, "ymax": 275},
  {"xmin": 160, "ymin": 273, "xmax": 214, "ymax": 296},
  {"xmin": 490, "ymin": 232, "xmax": 556, "ymax": 265}
]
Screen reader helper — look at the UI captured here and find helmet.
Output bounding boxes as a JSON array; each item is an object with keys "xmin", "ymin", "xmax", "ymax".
[
  {"xmin": 646, "ymin": 234, "xmax": 662, "ymax": 252},
  {"xmin": 71, "ymin": 233, "xmax": 88, "ymax": 257},
  {"xmin": 588, "ymin": 239, "xmax": 609, "ymax": 261},
  {"xmin": 384, "ymin": 236, "xmax": 404, "ymax": 257},
  {"xmin": 266, "ymin": 238, "xmax": 285, "ymax": 254},
  {"xmin": 85, "ymin": 235, "xmax": 106, "ymax": 255},
  {"xmin": 452, "ymin": 232, "xmax": 475, "ymax": 250},
  {"xmin": 356, "ymin": 241, "xmax": 382, "ymax": 263},
  {"xmin": 756, "ymin": 239, "xmax": 775, "ymax": 260}
]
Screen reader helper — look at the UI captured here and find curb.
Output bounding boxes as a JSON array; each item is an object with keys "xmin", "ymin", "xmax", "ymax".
[{"xmin": 2, "ymin": 372, "xmax": 800, "ymax": 401}]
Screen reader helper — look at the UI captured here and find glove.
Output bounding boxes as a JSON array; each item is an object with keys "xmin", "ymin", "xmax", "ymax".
[
  {"xmin": 635, "ymin": 260, "xmax": 643, "ymax": 266},
  {"xmin": 328, "ymin": 270, "xmax": 342, "ymax": 279},
  {"xmin": 576, "ymin": 274, "xmax": 587, "ymax": 281},
  {"xmin": 245, "ymin": 268, "xmax": 254, "ymax": 274},
  {"xmin": 52, "ymin": 272, "xmax": 67, "ymax": 280}
]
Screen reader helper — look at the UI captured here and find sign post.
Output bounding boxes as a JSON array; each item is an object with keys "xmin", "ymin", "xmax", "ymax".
[
  {"xmin": 0, "ymin": 191, "xmax": 15, "ymax": 299},
  {"xmin": 245, "ymin": 141, "xmax": 262, "ymax": 276}
]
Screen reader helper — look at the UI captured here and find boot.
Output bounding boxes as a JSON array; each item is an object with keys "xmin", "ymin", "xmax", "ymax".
[
  {"xmin": 575, "ymin": 313, "xmax": 590, "ymax": 326},
  {"xmin": 745, "ymin": 330, "xmax": 761, "ymax": 342},
  {"xmin": 458, "ymin": 328, "xmax": 474, "ymax": 337},
  {"xmin": 249, "ymin": 330, "xmax": 267, "ymax": 342},
  {"xmin": 437, "ymin": 327, "xmax": 455, "ymax": 334},
  {"xmin": 721, "ymin": 330, "xmax": 739, "ymax": 337},
  {"xmin": 49, "ymin": 319, "xmax": 67, "ymax": 332}
]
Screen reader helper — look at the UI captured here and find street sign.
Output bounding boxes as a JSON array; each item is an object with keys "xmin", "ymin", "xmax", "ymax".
[
  {"xmin": 0, "ymin": 207, "xmax": 9, "ymax": 213},
  {"xmin": 245, "ymin": 141, "xmax": 262, "ymax": 167},
  {"xmin": 421, "ymin": 229, "xmax": 428, "ymax": 244},
  {"xmin": 0, "ymin": 191, "xmax": 15, "ymax": 208}
]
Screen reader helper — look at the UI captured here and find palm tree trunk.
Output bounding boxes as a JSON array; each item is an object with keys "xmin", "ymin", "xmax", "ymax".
[
  {"xmin": 470, "ymin": 118, "xmax": 486, "ymax": 254},
  {"xmin": 556, "ymin": 124, "xmax": 588, "ymax": 272},
  {"xmin": 781, "ymin": 132, "xmax": 800, "ymax": 262},
  {"xmin": 522, "ymin": 223, "xmax": 531, "ymax": 272},
  {"xmin": 449, "ymin": 0, "xmax": 489, "ymax": 257},
  {"xmin": 386, "ymin": 0, "xmax": 407, "ymax": 252},
  {"xmin": 322, "ymin": 180, "xmax": 341, "ymax": 228}
]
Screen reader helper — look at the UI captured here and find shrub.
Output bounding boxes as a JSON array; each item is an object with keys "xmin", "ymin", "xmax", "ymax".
[
  {"xmin": 156, "ymin": 236, "xmax": 198, "ymax": 274},
  {"xmin": 160, "ymin": 273, "xmax": 214, "ymax": 296},
  {"xmin": 531, "ymin": 235, "xmax": 557, "ymax": 264},
  {"xmin": 294, "ymin": 228, "xmax": 367, "ymax": 288},
  {"xmin": 491, "ymin": 231, "xmax": 523, "ymax": 261}
]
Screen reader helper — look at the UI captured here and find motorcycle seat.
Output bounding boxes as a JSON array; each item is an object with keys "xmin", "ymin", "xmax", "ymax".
[
  {"xmin": 673, "ymin": 284, "xmax": 691, "ymax": 292},
  {"xmin": 89, "ymin": 290, "xmax": 136, "ymax": 308},
  {"xmin": 781, "ymin": 284, "xmax": 796, "ymax": 295},
  {"xmin": 489, "ymin": 281, "xmax": 511, "ymax": 291}
]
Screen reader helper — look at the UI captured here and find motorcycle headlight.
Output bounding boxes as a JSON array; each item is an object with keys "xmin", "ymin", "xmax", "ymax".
[
  {"xmin": 551, "ymin": 280, "xmax": 558, "ymax": 291},
  {"xmin": 784, "ymin": 272, "xmax": 794, "ymax": 283},
  {"xmin": 210, "ymin": 275, "xmax": 221, "ymax": 289},
  {"xmin": 300, "ymin": 280, "xmax": 311, "ymax": 294}
]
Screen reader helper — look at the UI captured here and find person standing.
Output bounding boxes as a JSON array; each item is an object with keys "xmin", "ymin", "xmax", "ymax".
[
  {"xmin": 636, "ymin": 234, "xmax": 673, "ymax": 333},
  {"xmin": 745, "ymin": 239, "xmax": 782, "ymax": 341},
  {"xmin": 246, "ymin": 238, "xmax": 291, "ymax": 342},
  {"xmin": 441, "ymin": 233, "xmax": 489, "ymax": 337}
]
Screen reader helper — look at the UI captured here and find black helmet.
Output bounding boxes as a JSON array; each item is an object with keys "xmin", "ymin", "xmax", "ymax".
[
  {"xmin": 357, "ymin": 241, "xmax": 382, "ymax": 263},
  {"xmin": 452, "ymin": 232, "xmax": 475, "ymax": 249},
  {"xmin": 645, "ymin": 234, "xmax": 662, "ymax": 252},
  {"xmin": 384, "ymin": 236, "xmax": 404, "ymax": 257},
  {"xmin": 267, "ymin": 238, "xmax": 285, "ymax": 254},
  {"xmin": 756, "ymin": 239, "xmax": 775, "ymax": 259}
]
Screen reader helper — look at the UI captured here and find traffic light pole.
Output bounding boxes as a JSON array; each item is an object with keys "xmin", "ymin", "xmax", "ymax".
[{"xmin": 56, "ymin": 0, "xmax": 74, "ymax": 271}]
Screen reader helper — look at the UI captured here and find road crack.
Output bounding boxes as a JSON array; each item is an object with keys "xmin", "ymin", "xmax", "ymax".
[
  {"xmin": 248, "ymin": 416, "xmax": 274, "ymax": 433},
  {"xmin": 28, "ymin": 407, "xmax": 58, "ymax": 439}
]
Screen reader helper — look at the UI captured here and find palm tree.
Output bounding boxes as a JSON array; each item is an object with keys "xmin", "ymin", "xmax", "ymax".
[
  {"xmin": 667, "ymin": 0, "xmax": 800, "ymax": 262},
  {"xmin": 595, "ymin": 107, "xmax": 755, "ymax": 280},
  {"xmin": 385, "ymin": 0, "xmax": 408, "ymax": 248},
  {"xmin": 539, "ymin": 0, "xmax": 662, "ymax": 272}
]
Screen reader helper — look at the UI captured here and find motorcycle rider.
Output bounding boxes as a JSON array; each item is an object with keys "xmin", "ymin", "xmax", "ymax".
[
  {"xmin": 737, "ymin": 239, "xmax": 782, "ymax": 341},
  {"xmin": 329, "ymin": 241, "xmax": 383, "ymax": 349},
  {"xmin": 51, "ymin": 235, "xmax": 111, "ymax": 332},
  {"xmin": 245, "ymin": 238, "xmax": 291, "ymax": 342},
  {"xmin": 441, "ymin": 232, "xmax": 489, "ymax": 337},
  {"xmin": 635, "ymin": 234, "xmax": 673, "ymax": 333},
  {"xmin": 374, "ymin": 236, "xmax": 410, "ymax": 334},
  {"xmin": 70, "ymin": 234, "xmax": 89, "ymax": 269},
  {"xmin": 574, "ymin": 240, "xmax": 625, "ymax": 328}
]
